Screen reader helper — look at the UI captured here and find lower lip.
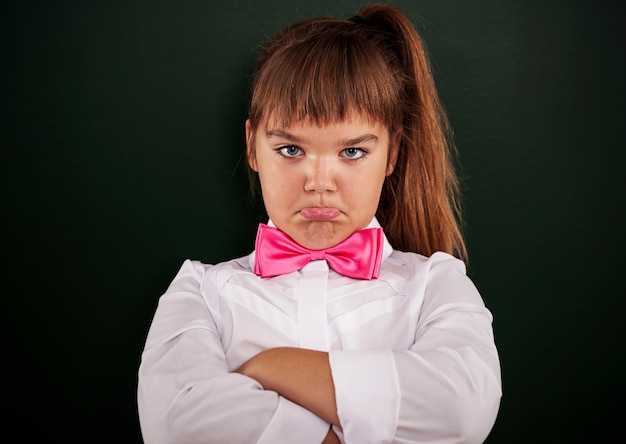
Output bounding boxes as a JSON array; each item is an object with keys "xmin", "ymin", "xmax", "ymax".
[{"xmin": 300, "ymin": 207, "xmax": 341, "ymax": 221}]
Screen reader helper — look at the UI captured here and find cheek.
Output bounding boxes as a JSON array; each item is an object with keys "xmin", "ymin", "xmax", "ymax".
[
  {"xmin": 259, "ymin": 163, "xmax": 294, "ymax": 186},
  {"xmin": 341, "ymin": 169, "xmax": 386, "ymax": 208},
  {"xmin": 257, "ymin": 165, "xmax": 299, "ymax": 204}
]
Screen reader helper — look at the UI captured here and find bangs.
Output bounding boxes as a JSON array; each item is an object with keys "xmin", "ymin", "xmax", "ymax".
[{"xmin": 249, "ymin": 20, "xmax": 403, "ymax": 130}]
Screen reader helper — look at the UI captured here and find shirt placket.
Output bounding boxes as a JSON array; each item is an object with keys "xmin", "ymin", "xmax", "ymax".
[{"xmin": 297, "ymin": 260, "xmax": 330, "ymax": 351}]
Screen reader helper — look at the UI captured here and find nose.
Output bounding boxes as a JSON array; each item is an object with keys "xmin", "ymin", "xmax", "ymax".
[{"xmin": 303, "ymin": 157, "xmax": 336, "ymax": 193}]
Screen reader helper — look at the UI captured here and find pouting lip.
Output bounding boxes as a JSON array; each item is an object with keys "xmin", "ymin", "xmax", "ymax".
[{"xmin": 299, "ymin": 207, "xmax": 341, "ymax": 221}]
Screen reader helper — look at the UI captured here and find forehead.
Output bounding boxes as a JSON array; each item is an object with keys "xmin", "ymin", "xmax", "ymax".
[{"xmin": 260, "ymin": 111, "xmax": 385, "ymax": 133}]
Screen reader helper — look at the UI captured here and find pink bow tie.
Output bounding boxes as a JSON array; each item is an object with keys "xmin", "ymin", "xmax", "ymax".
[{"xmin": 254, "ymin": 223, "xmax": 384, "ymax": 280}]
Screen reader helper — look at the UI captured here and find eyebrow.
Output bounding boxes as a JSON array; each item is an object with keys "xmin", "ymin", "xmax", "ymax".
[
  {"xmin": 341, "ymin": 134, "xmax": 379, "ymax": 146},
  {"xmin": 266, "ymin": 130, "xmax": 379, "ymax": 146},
  {"xmin": 266, "ymin": 130, "xmax": 303, "ymax": 143}
]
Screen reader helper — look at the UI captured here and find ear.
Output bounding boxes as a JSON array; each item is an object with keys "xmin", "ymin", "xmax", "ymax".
[
  {"xmin": 386, "ymin": 130, "xmax": 400, "ymax": 176},
  {"xmin": 245, "ymin": 119, "xmax": 258, "ymax": 172}
]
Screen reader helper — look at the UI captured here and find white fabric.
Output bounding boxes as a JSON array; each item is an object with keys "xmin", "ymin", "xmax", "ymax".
[{"xmin": 137, "ymin": 221, "xmax": 501, "ymax": 443}]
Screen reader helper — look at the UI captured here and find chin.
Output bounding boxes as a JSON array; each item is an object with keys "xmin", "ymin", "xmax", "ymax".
[{"xmin": 298, "ymin": 224, "xmax": 349, "ymax": 250}]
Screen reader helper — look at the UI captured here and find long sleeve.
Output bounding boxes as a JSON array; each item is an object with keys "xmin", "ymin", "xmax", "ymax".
[
  {"xmin": 329, "ymin": 252, "xmax": 502, "ymax": 443},
  {"xmin": 137, "ymin": 260, "xmax": 329, "ymax": 444}
]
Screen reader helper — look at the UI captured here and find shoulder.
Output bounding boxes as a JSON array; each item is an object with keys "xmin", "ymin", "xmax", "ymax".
[
  {"xmin": 382, "ymin": 249, "xmax": 464, "ymax": 281},
  {"xmin": 382, "ymin": 250, "xmax": 483, "ymax": 307},
  {"xmin": 422, "ymin": 252, "xmax": 483, "ymax": 306},
  {"xmin": 386, "ymin": 249, "xmax": 465, "ymax": 272},
  {"xmin": 143, "ymin": 254, "xmax": 257, "ymax": 350},
  {"xmin": 168, "ymin": 253, "xmax": 255, "ymax": 293}
]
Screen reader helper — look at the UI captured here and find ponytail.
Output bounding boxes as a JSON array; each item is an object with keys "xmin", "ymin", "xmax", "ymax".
[{"xmin": 357, "ymin": 5, "xmax": 467, "ymax": 261}]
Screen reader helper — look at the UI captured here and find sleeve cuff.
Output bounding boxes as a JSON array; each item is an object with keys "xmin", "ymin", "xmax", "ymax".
[
  {"xmin": 329, "ymin": 350, "xmax": 400, "ymax": 443},
  {"xmin": 257, "ymin": 396, "xmax": 329, "ymax": 444}
]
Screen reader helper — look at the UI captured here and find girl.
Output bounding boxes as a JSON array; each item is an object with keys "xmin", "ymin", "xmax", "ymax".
[{"xmin": 138, "ymin": 4, "xmax": 501, "ymax": 443}]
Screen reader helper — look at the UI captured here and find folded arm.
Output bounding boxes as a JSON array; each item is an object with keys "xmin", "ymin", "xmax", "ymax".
[
  {"xmin": 236, "ymin": 347, "xmax": 340, "ymax": 427},
  {"xmin": 137, "ymin": 260, "xmax": 331, "ymax": 444}
]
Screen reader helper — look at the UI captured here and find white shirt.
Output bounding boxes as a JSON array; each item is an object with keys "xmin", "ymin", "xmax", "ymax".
[{"xmin": 137, "ymin": 220, "xmax": 502, "ymax": 443}]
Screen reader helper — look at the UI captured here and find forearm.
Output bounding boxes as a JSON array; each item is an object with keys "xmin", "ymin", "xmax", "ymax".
[
  {"xmin": 140, "ymin": 340, "xmax": 331, "ymax": 443},
  {"xmin": 236, "ymin": 347, "xmax": 340, "ymax": 426}
]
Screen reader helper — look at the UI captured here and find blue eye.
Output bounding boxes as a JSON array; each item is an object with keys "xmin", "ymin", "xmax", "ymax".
[
  {"xmin": 342, "ymin": 148, "xmax": 366, "ymax": 159},
  {"xmin": 278, "ymin": 146, "xmax": 302, "ymax": 157}
]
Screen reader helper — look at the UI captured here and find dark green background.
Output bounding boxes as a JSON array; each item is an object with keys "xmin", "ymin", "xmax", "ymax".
[{"xmin": 5, "ymin": 0, "xmax": 624, "ymax": 442}]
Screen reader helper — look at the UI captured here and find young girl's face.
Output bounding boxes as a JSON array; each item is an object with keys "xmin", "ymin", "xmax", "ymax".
[{"xmin": 247, "ymin": 115, "xmax": 398, "ymax": 250}]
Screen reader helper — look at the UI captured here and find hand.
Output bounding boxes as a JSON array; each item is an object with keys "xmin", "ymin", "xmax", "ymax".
[{"xmin": 321, "ymin": 426, "xmax": 340, "ymax": 444}]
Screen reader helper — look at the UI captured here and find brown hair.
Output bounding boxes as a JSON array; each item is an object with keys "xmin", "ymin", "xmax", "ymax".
[{"xmin": 247, "ymin": 4, "xmax": 467, "ymax": 261}]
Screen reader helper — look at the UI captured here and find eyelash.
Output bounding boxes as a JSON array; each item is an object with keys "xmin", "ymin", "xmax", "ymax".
[
  {"xmin": 277, "ymin": 145, "xmax": 303, "ymax": 157},
  {"xmin": 341, "ymin": 148, "xmax": 367, "ymax": 159},
  {"xmin": 276, "ymin": 146, "xmax": 367, "ymax": 160}
]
